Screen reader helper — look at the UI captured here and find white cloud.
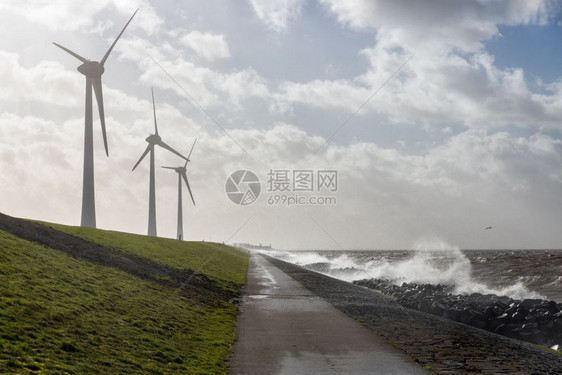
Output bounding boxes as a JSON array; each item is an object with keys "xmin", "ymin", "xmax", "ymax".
[
  {"xmin": 247, "ymin": 0, "xmax": 304, "ymax": 32},
  {"xmin": 276, "ymin": 79, "xmax": 370, "ymax": 111},
  {"xmin": 0, "ymin": 0, "xmax": 162, "ymax": 34},
  {"xmin": 0, "ymin": 113, "xmax": 82, "ymax": 223},
  {"xmin": 319, "ymin": 0, "xmax": 552, "ymax": 52},
  {"xmin": 177, "ymin": 123, "xmax": 562, "ymax": 249},
  {"xmin": 251, "ymin": 0, "xmax": 562, "ymax": 131},
  {"xmin": 2, "ymin": 97, "xmax": 562, "ymax": 248},
  {"xmin": 117, "ymin": 41, "xmax": 272, "ymax": 111},
  {"xmin": 314, "ymin": 128, "xmax": 562, "ymax": 248},
  {"xmin": 180, "ymin": 31, "xmax": 230, "ymax": 61},
  {"xmin": 104, "ymin": 1, "xmax": 562, "ymax": 133},
  {"xmin": 0, "ymin": 50, "xmax": 150, "ymax": 122},
  {"xmin": 0, "ymin": 51, "xmax": 81, "ymax": 108}
]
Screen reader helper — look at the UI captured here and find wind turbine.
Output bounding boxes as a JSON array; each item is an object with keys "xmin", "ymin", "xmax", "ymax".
[
  {"xmin": 133, "ymin": 89, "xmax": 189, "ymax": 237},
  {"xmin": 162, "ymin": 139, "xmax": 197, "ymax": 241},
  {"xmin": 53, "ymin": 9, "xmax": 138, "ymax": 228}
]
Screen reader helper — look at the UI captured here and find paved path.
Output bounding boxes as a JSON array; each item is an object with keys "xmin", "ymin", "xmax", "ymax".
[{"xmin": 229, "ymin": 253, "xmax": 428, "ymax": 375}]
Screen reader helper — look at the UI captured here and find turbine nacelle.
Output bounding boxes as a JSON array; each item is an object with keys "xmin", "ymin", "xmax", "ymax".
[
  {"xmin": 146, "ymin": 133, "xmax": 162, "ymax": 144},
  {"xmin": 161, "ymin": 165, "xmax": 195, "ymax": 206},
  {"xmin": 77, "ymin": 61, "xmax": 105, "ymax": 78},
  {"xmin": 132, "ymin": 91, "xmax": 190, "ymax": 172},
  {"xmin": 162, "ymin": 165, "xmax": 186, "ymax": 174},
  {"xmin": 161, "ymin": 138, "xmax": 197, "ymax": 207},
  {"xmin": 171, "ymin": 166, "xmax": 186, "ymax": 174}
]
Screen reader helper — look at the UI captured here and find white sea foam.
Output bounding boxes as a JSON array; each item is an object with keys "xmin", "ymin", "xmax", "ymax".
[{"xmin": 262, "ymin": 239, "xmax": 546, "ymax": 300}]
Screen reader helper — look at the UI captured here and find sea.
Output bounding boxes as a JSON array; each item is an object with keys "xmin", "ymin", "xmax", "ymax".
[{"xmin": 260, "ymin": 246, "xmax": 562, "ymax": 303}]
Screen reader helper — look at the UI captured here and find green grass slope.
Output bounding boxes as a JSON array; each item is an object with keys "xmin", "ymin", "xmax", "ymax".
[
  {"xmin": 43, "ymin": 223, "xmax": 247, "ymax": 293},
  {"xmin": 0, "ymin": 224, "xmax": 249, "ymax": 374}
]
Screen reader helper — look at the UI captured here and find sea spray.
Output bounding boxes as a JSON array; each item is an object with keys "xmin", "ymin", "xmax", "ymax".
[
  {"xmin": 262, "ymin": 239, "xmax": 546, "ymax": 300},
  {"xmin": 368, "ymin": 238, "xmax": 545, "ymax": 299}
]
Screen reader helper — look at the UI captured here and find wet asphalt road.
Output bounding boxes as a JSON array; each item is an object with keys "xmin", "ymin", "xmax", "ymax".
[{"xmin": 229, "ymin": 253, "xmax": 428, "ymax": 375}]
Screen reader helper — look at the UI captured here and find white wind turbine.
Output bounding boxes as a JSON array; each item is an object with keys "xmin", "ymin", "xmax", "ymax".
[
  {"xmin": 53, "ymin": 9, "xmax": 138, "ymax": 228},
  {"xmin": 133, "ymin": 89, "xmax": 189, "ymax": 237},
  {"xmin": 162, "ymin": 139, "xmax": 197, "ymax": 241}
]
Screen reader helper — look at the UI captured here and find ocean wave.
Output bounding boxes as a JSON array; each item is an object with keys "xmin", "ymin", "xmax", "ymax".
[{"xmin": 262, "ymin": 239, "xmax": 550, "ymax": 301}]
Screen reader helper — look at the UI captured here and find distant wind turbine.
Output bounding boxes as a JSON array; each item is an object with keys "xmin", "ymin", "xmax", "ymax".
[
  {"xmin": 133, "ymin": 89, "xmax": 189, "ymax": 237},
  {"xmin": 162, "ymin": 139, "xmax": 197, "ymax": 241},
  {"xmin": 53, "ymin": 9, "xmax": 138, "ymax": 228}
]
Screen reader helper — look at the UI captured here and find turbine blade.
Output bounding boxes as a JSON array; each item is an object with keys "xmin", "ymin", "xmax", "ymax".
[
  {"xmin": 186, "ymin": 138, "xmax": 197, "ymax": 162},
  {"xmin": 100, "ymin": 9, "xmax": 138, "ymax": 66},
  {"xmin": 157, "ymin": 139, "xmax": 188, "ymax": 160},
  {"xmin": 182, "ymin": 173, "xmax": 195, "ymax": 205},
  {"xmin": 52, "ymin": 42, "xmax": 88, "ymax": 63},
  {"xmin": 161, "ymin": 166, "xmax": 175, "ymax": 170},
  {"xmin": 151, "ymin": 88, "xmax": 159, "ymax": 135},
  {"xmin": 132, "ymin": 144, "xmax": 152, "ymax": 171},
  {"xmin": 92, "ymin": 77, "xmax": 108, "ymax": 156}
]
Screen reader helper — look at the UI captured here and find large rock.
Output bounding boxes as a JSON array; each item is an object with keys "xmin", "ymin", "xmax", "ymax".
[{"xmin": 353, "ymin": 277, "xmax": 562, "ymax": 348}]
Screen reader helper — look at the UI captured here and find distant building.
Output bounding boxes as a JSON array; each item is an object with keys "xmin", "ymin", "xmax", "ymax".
[{"xmin": 233, "ymin": 242, "xmax": 272, "ymax": 250}]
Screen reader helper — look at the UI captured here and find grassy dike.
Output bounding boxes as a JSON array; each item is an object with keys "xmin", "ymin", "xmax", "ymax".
[{"xmin": 0, "ymin": 221, "xmax": 249, "ymax": 374}]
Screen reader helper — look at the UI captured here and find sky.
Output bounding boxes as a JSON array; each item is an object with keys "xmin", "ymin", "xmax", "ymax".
[{"xmin": 1, "ymin": 0, "xmax": 562, "ymax": 250}]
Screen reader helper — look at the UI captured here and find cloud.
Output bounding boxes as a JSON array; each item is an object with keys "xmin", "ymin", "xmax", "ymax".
[
  {"xmin": 125, "ymin": 1, "xmax": 562, "ymax": 134},
  {"xmin": 0, "ymin": 51, "xmax": 82, "ymax": 108},
  {"xmin": 167, "ymin": 122, "xmax": 562, "ymax": 249},
  {"xmin": 0, "ymin": 50, "xmax": 150, "ymax": 123},
  {"xmin": 0, "ymin": 113, "xmax": 82, "ymax": 223},
  {"xmin": 180, "ymin": 31, "xmax": 230, "ymax": 61},
  {"xmin": 312, "ymin": 128, "xmax": 562, "ymax": 249},
  {"xmin": 276, "ymin": 79, "xmax": 370, "ymax": 111},
  {"xmin": 105, "ymin": 1, "xmax": 562, "ymax": 134},
  {"xmin": 250, "ymin": 0, "xmax": 562, "ymax": 131},
  {"xmin": 2, "ymin": 96, "xmax": 562, "ymax": 248},
  {"xmin": 0, "ymin": 0, "xmax": 162, "ymax": 34},
  {"xmin": 116, "ymin": 38, "xmax": 273, "ymax": 111},
  {"xmin": 319, "ymin": 0, "xmax": 553, "ymax": 52},
  {"xmin": 247, "ymin": 0, "xmax": 304, "ymax": 32}
]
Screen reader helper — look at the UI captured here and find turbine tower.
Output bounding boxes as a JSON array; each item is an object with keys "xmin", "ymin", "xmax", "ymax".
[
  {"xmin": 162, "ymin": 139, "xmax": 197, "ymax": 241},
  {"xmin": 133, "ymin": 89, "xmax": 189, "ymax": 237},
  {"xmin": 53, "ymin": 10, "xmax": 138, "ymax": 228}
]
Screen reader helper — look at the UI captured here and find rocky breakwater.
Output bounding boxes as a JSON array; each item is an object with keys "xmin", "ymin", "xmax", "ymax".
[{"xmin": 354, "ymin": 278, "xmax": 562, "ymax": 349}]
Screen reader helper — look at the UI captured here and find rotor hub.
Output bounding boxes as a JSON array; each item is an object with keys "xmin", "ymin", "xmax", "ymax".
[
  {"xmin": 77, "ymin": 61, "xmax": 104, "ymax": 78},
  {"xmin": 146, "ymin": 134, "xmax": 161, "ymax": 144}
]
